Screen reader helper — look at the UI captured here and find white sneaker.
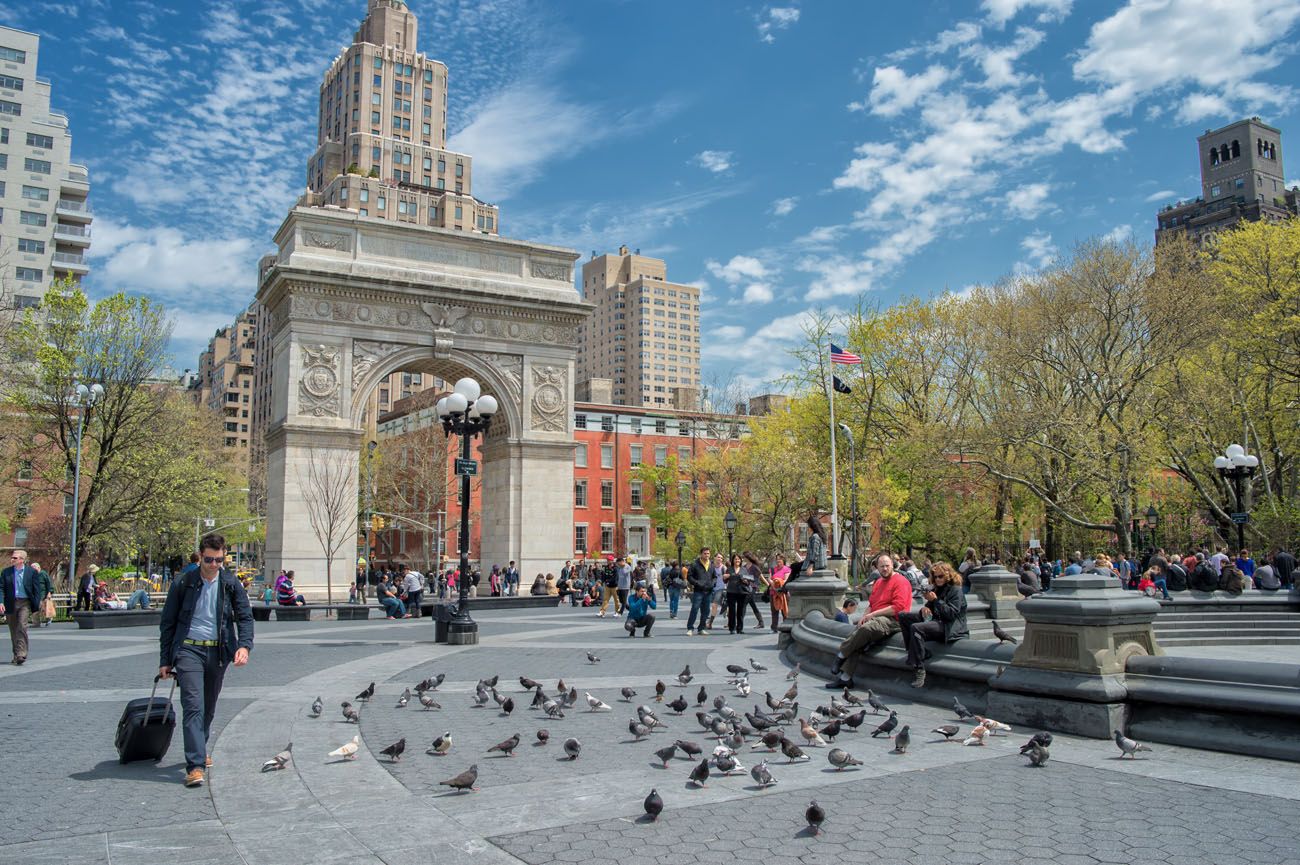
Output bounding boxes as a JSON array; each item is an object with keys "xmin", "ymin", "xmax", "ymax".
[
  {"xmin": 700, "ymin": 629, "xmax": 710, "ymax": 636},
  {"xmin": 686, "ymin": 629, "xmax": 695, "ymax": 636}
]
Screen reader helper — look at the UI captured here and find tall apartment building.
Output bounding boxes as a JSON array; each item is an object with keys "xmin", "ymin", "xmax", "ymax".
[
  {"xmin": 1155, "ymin": 117, "xmax": 1299, "ymax": 244},
  {"xmin": 577, "ymin": 246, "xmax": 701, "ymax": 410},
  {"xmin": 194, "ymin": 309, "xmax": 260, "ymax": 471},
  {"xmin": 299, "ymin": 0, "xmax": 500, "ymax": 234},
  {"xmin": 0, "ymin": 26, "xmax": 92, "ymax": 309}
]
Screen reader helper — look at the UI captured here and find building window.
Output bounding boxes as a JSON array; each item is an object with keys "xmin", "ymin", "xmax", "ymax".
[
  {"xmin": 16, "ymin": 493, "xmax": 32, "ymax": 517},
  {"xmin": 600, "ymin": 525, "xmax": 614, "ymax": 552},
  {"xmin": 600, "ymin": 480, "xmax": 614, "ymax": 508},
  {"xmin": 601, "ymin": 415, "xmax": 614, "ymax": 432},
  {"xmin": 678, "ymin": 446, "xmax": 691, "ymax": 464},
  {"xmin": 0, "ymin": 75, "xmax": 23, "ymax": 91},
  {"xmin": 679, "ymin": 421, "xmax": 691, "ymax": 436},
  {"xmin": 17, "ymin": 238, "xmax": 44, "ymax": 254},
  {"xmin": 15, "ymin": 267, "xmax": 42, "ymax": 282},
  {"xmin": 575, "ymin": 444, "xmax": 587, "ymax": 468},
  {"xmin": 454, "ymin": 204, "xmax": 462, "ymax": 220},
  {"xmin": 0, "ymin": 46, "xmax": 27, "ymax": 63},
  {"xmin": 19, "ymin": 211, "xmax": 46, "ymax": 226},
  {"xmin": 600, "ymin": 444, "xmax": 613, "ymax": 469},
  {"xmin": 24, "ymin": 158, "xmax": 51, "ymax": 174},
  {"xmin": 21, "ymin": 185, "xmax": 48, "ymax": 201},
  {"xmin": 17, "ymin": 459, "xmax": 33, "ymax": 480},
  {"xmin": 575, "ymin": 480, "xmax": 588, "ymax": 508},
  {"xmin": 0, "ymin": 99, "xmax": 20, "ymax": 116},
  {"xmin": 575, "ymin": 525, "xmax": 588, "ymax": 553},
  {"xmin": 574, "ymin": 413, "xmax": 587, "ymax": 429},
  {"xmin": 655, "ymin": 419, "xmax": 667, "ymax": 434},
  {"xmin": 630, "ymin": 480, "xmax": 643, "ymax": 508},
  {"xmin": 629, "ymin": 444, "xmax": 642, "ymax": 466},
  {"xmin": 1211, "ymin": 184, "xmax": 1221, "ymax": 197},
  {"xmin": 654, "ymin": 445, "xmax": 667, "ymax": 466}
]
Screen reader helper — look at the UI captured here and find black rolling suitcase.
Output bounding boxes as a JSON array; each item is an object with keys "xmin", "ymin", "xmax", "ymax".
[{"xmin": 116, "ymin": 674, "xmax": 177, "ymax": 763}]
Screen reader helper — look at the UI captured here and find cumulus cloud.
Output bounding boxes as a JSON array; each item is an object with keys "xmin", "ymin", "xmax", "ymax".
[
  {"xmin": 1101, "ymin": 224, "xmax": 1133, "ymax": 244},
  {"xmin": 88, "ymin": 222, "xmax": 255, "ymax": 296},
  {"xmin": 1017, "ymin": 231, "xmax": 1058, "ymax": 272},
  {"xmin": 855, "ymin": 64, "xmax": 950, "ymax": 116},
  {"xmin": 982, "ymin": 0, "xmax": 1072, "ymax": 26},
  {"xmin": 743, "ymin": 283, "xmax": 776, "ymax": 303},
  {"xmin": 1144, "ymin": 189, "xmax": 1177, "ymax": 203},
  {"xmin": 693, "ymin": 150, "xmax": 735, "ymax": 173},
  {"xmin": 757, "ymin": 6, "xmax": 801, "ymax": 43},
  {"xmin": 771, "ymin": 196, "xmax": 799, "ymax": 216},
  {"xmin": 1178, "ymin": 92, "xmax": 1231, "ymax": 123},
  {"xmin": 707, "ymin": 255, "xmax": 769, "ymax": 284},
  {"xmin": 1006, "ymin": 182, "xmax": 1053, "ymax": 218}
]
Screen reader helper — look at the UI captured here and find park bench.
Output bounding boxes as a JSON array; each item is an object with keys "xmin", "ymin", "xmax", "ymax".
[{"xmin": 71, "ymin": 608, "xmax": 163, "ymax": 629}]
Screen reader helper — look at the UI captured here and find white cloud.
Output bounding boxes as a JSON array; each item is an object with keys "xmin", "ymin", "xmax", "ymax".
[
  {"xmin": 1101, "ymin": 224, "xmax": 1133, "ymax": 245},
  {"xmin": 757, "ymin": 6, "xmax": 801, "ymax": 43},
  {"xmin": 89, "ymin": 223, "xmax": 255, "ymax": 296},
  {"xmin": 743, "ymin": 283, "xmax": 776, "ymax": 304},
  {"xmin": 1178, "ymin": 92, "xmax": 1231, "ymax": 123},
  {"xmin": 714, "ymin": 325, "xmax": 746, "ymax": 340},
  {"xmin": 1144, "ymin": 189, "xmax": 1177, "ymax": 203},
  {"xmin": 1017, "ymin": 231, "xmax": 1058, "ymax": 272},
  {"xmin": 693, "ymin": 150, "xmax": 735, "ymax": 173},
  {"xmin": 962, "ymin": 26, "xmax": 1044, "ymax": 87},
  {"xmin": 707, "ymin": 255, "xmax": 769, "ymax": 284},
  {"xmin": 982, "ymin": 0, "xmax": 1072, "ymax": 26},
  {"xmin": 855, "ymin": 64, "xmax": 950, "ymax": 116},
  {"xmin": 1006, "ymin": 182, "xmax": 1053, "ymax": 218},
  {"xmin": 771, "ymin": 196, "xmax": 799, "ymax": 216}
]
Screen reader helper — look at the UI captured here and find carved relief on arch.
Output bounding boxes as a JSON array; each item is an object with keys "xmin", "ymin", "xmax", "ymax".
[
  {"xmin": 352, "ymin": 340, "xmax": 405, "ymax": 393},
  {"xmin": 475, "ymin": 352, "xmax": 523, "ymax": 408},
  {"xmin": 298, "ymin": 343, "xmax": 342, "ymax": 418},
  {"xmin": 530, "ymin": 363, "xmax": 568, "ymax": 433}
]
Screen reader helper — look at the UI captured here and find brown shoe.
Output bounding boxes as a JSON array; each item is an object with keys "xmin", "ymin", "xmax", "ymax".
[
  {"xmin": 205, "ymin": 755, "xmax": 213, "ymax": 768},
  {"xmin": 185, "ymin": 768, "xmax": 205, "ymax": 788}
]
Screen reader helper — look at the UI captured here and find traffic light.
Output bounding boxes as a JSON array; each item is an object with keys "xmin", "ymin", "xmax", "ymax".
[{"xmin": 372, "ymin": 515, "xmax": 385, "ymax": 531}]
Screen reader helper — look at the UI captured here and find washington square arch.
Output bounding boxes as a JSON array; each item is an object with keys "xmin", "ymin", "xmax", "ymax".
[{"xmin": 257, "ymin": 206, "xmax": 590, "ymax": 596}]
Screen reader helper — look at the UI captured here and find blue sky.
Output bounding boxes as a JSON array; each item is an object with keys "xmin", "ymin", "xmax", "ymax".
[{"xmin": 5, "ymin": 0, "xmax": 1300, "ymax": 389}]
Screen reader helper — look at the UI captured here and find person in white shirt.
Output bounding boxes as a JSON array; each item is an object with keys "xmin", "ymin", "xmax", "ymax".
[{"xmin": 400, "ymin": 566, "xmax": 424, "ymax": 618}]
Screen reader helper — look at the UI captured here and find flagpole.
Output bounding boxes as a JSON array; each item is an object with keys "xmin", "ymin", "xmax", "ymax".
[{"xmin": 824, "ymin": 338, "xmax": 839, "ymax": 563}]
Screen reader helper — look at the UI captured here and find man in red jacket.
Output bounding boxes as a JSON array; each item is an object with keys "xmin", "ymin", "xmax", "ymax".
[{"xmin": 825, "ymin": 554, "xmax": 912, "ymax": 689}]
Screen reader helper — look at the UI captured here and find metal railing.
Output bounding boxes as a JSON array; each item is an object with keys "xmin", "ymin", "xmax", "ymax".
[{"xmin": 56, "ymin": 198, "xmax": 92, "ymax": 213}]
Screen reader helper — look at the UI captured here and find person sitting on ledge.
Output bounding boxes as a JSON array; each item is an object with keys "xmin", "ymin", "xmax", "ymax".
[
  {"xmin": 1137, "ymin": 567, "xmax": 1170, "ymax": 600},
  {"xmin": 825, "ymin": 554, "xmax": 913, "ymax": 690},
  {"xmin": 833, "ymin": 598, "xmax": 859, "ymax": 624},
  {"xmin": 1015, "ymin": 559, "xmax": 1042, "ymax": 597},
  {"xmin": 1254, "ymin": 557, "xmax": 1280, "ymax": 591},
  {"xmin": 898, "ymin": 562, "xmax": 968, "ymax": 688},
  {"xmin": 530, "ymin": 574, "xmax": 547, "ymax": 596},
  {"xmin": 1189, "ymin": 553, "xmax": 1219, "ymax": 592},
  {"xmin": 1218, "ymin": 563, "xmax": 1248, "ymax": 596},
  {"xmin": 275, "ymin": 571, "xmax": 306, "ymax": 606},
  {"xmin": 375, "ymin": 574, "xmax": 407, "ymax": 618},
  {"xmin": 623, "ymin": 582, "xmax": 656, "ymax": 637},
  {"xmin": 127, "ymin": 585, "xmax": 153, "ymax": 610}
]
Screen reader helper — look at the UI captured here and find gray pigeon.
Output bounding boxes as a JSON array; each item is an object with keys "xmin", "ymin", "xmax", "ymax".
[
  {"xmin": 1114, "ymin": 729, "xmax": 1152, "ymax": 759},
  {"xmin": 439, "ymin": 764, "xmax": 478, "ymax": 793},
  {"xmin": 932, "ymin": 724, "xmax": 960, "ymax": 741},
  {"xmin": 714, "ymin": 751, "xmax": 743, "ymax": 775},
  {"xmin": 341, "ymin": 702, "xmax": 361, "ymax": 724},
  {"xmin": 751, "ymin": 758, "xmax": 776, "ymax": 787},
  {"xmin": 871, "ymin": 711, "xmax": 899, "ymax": 737},
  {"xmin": 992, "ymin": 620, "xmax": 1018, "ymax": 644},
  {"xmin": 786, "ymin": 662, "xmax": 801, "ymax": 680},
  {"xmin": 586, "ymin": 652, "xmax": 601, "ymax": 664},
  {"xmin": 261, "ymin": 743, "xmax": 293, "ymax": 772},
  {"xmin": 1020, "ymin": 732, "xmax": 1053, "ymax": 753},
  {"xmin": 805, "ymin": 800, "xmax": 824, "ymax": 835},
  {"xmin": 674, "ymin": 739, "xmax": 703, "ymax": 758},
  {"xmin": 644, "ymin": 788, "xmax": 663, "ymax": 821},
  {"xmin": 749, "ymin": 658, "xmax": 768, "ymax": 672},
  {"xmin": 308, "ymin": 697, "xmax": 323, "ymax": 718},
  {"xmin": 487, "ymin": 733, "xmax": 521, "ymax": 757},
  {"xmin": 754, "ymin": 731, "xmax": 783, "ymax": 752},
  {"xmin": 866, "ymin": 690, "xmax": 888, "ymax": 715},
  {"xmin": 563, "ymin": 737, "xmax": 581, "ymax": 760},
  {"xmin": 780, "ymin": 737, "xmax": 809, "ymax": 763},
  {"xmin": 519, "ymin": 676, "xmax": 541, "ymax": 691},
  {"xmin": 629, "ymin": 719, "xmax": 651, "ymax": 740},
  {"xmin": 536, "ymin": 729, "xmax": 550, "ymax": 746},
  {"xmin": 892, "ymin": 725, "xmax": 910, "ymax": 754},
  {"xmin": 688, "ymin": 757, "xmax": 710, "ymax": 787},
  {"xmin": 952, "ymin": 697, "xmax": 975, "ymax": 720},
  {"xmin": 379, "ymin": 738, "xmax": 406, "ymax": 762},
  {"xmin": 1026, "ymin": 742, "xmax": 1050, "ymax": 766},
  {"xmin": 653, "ymin": 744, "xmax": 677, "ymax": 766},
  {"xmin": 395, "ymin": 688, "xmax": 410, "ymax": 708},
  {"xmin": 621, "ymin": 687, "xmax": 638, "ymax": 702},
  {"xmin": 419, "ymin": 693, "xmax": 441, "ymax": 710},
  {"xmin": 827, "ymin": 748, "xmax": 863, "ymax": 770},
  {"xmin": 530, "ymin": 687, "xmax": 548, "ymax": 709}
]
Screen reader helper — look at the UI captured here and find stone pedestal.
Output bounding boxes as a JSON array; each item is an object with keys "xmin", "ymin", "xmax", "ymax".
[
  {"xmin": 826, "ymin": 556, "xmax": 850, "ymax": 584},
  {"xmin": 987, "ymin": 573, "xmax": 1162, "ymax": 738},
  {"xmin": 967, "ymin": 563, "xmax": 1024, "ymax": 619},
  {"xmin": 784, "ymin": 568, "xmax": 848, "ymax": 624}
]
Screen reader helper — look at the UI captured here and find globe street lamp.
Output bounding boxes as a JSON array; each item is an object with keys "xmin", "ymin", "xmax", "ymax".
[
  {"xmin": 675, "ymin": 528, "xmax": 686, "ymax": 571},
  {"xmin": 436, "ymin": 378, "xmax": 497, "ymax": 645},
  {"xmin": 68, "ymin": 382, "xmax": 103, "ymax": 589},
  {"xmin": 1213, "ymin": 444, "xmax": 1259, "ymax": 553},
  {"xmin": 724, "ymin": 509, "xmax": 737, "ymax": 561},
  {"xmin": 1145, "ymin": 504, "xmax": 1159, "ymax": 550}
]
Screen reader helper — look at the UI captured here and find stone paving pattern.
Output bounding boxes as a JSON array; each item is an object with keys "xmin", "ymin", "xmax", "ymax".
[{"xmin": 2, "ymin": 607, "xmax": 1298, "ymax": 865}]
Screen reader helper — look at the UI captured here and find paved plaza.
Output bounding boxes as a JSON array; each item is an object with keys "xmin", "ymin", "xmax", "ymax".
[{"xmin": 3, "ymin": 607, "xmax": 1299, "ymax": 865}]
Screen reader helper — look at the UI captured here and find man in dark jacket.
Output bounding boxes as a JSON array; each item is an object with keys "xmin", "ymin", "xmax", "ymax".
[
  {"xmin": 2, "ymin": 549, "xmax": 42, "ymax": 664},
  {"xmin": 1163, "ymin": 558, "xmax": 1189, "ymax": 592},
  {"xmin": 685, "ymin": 547, "xmax": 714, "ymax": 635},
  {"xmin": 1273, "ymin": 547, "xmax": 1296, "ymax": 590},
  {"xmin": 158, "ymin": 534, "xmax": 253, "ymax": 788},
  {"xmin": 1189, "ymin": 553, "xmax": 1219, "ymax": 592}
]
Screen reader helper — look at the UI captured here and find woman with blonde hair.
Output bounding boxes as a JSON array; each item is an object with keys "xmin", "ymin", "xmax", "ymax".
[{"xmin": 897, "ymin": 562, "xmax": 968, "ymax": 688}]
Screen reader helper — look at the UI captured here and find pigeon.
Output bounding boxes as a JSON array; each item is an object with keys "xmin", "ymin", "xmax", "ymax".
[
  {"xmin": 783, "ymin": 683, "xmax": 799, "ymax": 703},
  {"xmin": 654, "ymin": 744, "xmax": 678, "ymax": 766},
  {"xmin": 487, "ymin": 733, "xmax": 521, "ymax": 757},
  {"xmin": 805, "ymin": 800, "xmax": 825, "ymax": 835},
  {"xmin": 543, "ymin": 701, "xmax": 566, "ymax": 719},
  {"xmin": 261, "ymin": 743, "xmax": 293, "ymax": 772},
  {"xmin": 419, "ymin": 693, "xmax": 441, "ymax": 711},
  {"xmin": 688, "ymin": 757, "xmax": 710, "ymax": 787},
  {"xmin": 952, "ymin": 697, "xmax": 975, "ymax": 720},
  {"xmin": 492, "ymin": 689, "xmax": 508, "ymax": 707},
  {"xmin": 787, "ymin": 662, "xmax": 801, "ymax": 680},
  {"xmin": 713, "ymin": 695, "xmax": 729, "ymax": 711},
  {"xmin": 843, "ymin": 710, "xmax": 867, "ymax": 731},
  {"xmin": 380, "ymin": 738, "xmax": 406, "ymax": 762},
  {"xmin": 745, "ymin": 711, "xmax": 773, "ymax": 731},
  {"xmin": 355, "ymin": 682, "xmax": 375, "ymax": 702},
  {"xmin": 679, "ymin": 664, "xmax": 692, "ymax": 679},
  {"xmin": 472, "ymin": 688, "xmax": 490, "ymax": 708},
  {"xmin": 696, "ymin": 685, "xmax": 708, "ymax": 706},
  {"xmin": 751, "ymin": 758, "xmax": 776, "ymax": 787},
  {"xmin": 710, "ymin": 718, "xmax": 731, "ymax": 739},
  {"xmin": 714, "ymin": 751, "xmax": 743, "ymax": 775},
  {"xmin": 644, "ymin": 789, "xmax": 663, "ymax": 822},
  {"xmin": 586, "ymin": 652, "xmax": 601, "ymax": 664},
  {"xmin": 799, "ymin": 718, "xmax": 827, "ymax": 747},
  {"xmin": 780, "ymin": 737, "xmax": 809, "ymax": 763},
  {"xmin": 328, "ymin": 735, "xmax": 360, "ymax": 760},
  {"xmin": 736, "ymin": 680, "xmax": 752, "ymax": 697},
  {"xmin": 341, "ymin": 702, "xmax": 361, "ymax": 724},
  {"xmin": 439, "ymin": 764, "xmax": 478, "ymax": 793},
  {"xmin": 638, "ymin": 707, "xmax": 666, "ymax": 729},
  {"xmin": 1026, "ymin": 742, "xmax": 1050, "ymax": 766},
  {"xmin": 536, "ymin": 729, "xmax": 549, "ymax": 746},
  {"xmin": 482, "ymin": 675, "xmax": 500, "ymax": 689},
  {"xmin": 754, "ymin": 731, "xmax": 784, "ymax": 751},
  {"xmin": 827, "ymin": 748, "xmax": 863, "ymax": 770},
  {"xmin": 992, "ymin": 620, "xmax": 1018, "ymax": 644},
  {"xmin": 841, "ymin": 689, "xmax": 864, "ymax": 706},
  {"xmin": 556, "ymin": 679, "xmax": 567, "ymax": 693},
  {"xmin": 719, "ymin": 704, "xmax": 740, "ymax": 722},
  {"xmin": 1114, "ymin": 730, "xmax": 1152, "ymax": 759},
  {"xmin": 308, "ymin": 697, "xmax": 323, "ymax": 718},
  {"xmin": 621, "ymin": 687, "xmax": 639, "ymax": 702},
  {"xmin": 1021, "ymin": 732, "xmax": 1053, "ymax": 752},
  {"xmin": 530, "ymin": 687, "xmax": 548, "ymax": 709},
  {"xmin": 726, "ymin": 664, "xmax": 748, "ymax": 676},
  {"xmin": 866, "ymin": 690, "xmax": 888, "ymax": 715},
  {"xmin": 963, "ymin": 725, "xmax": 988, "ymax": 746},
  {"xmin": 764, "ymin": 691, "xmax": 785, "ymax": 711},
  {"xmin": 819, "ymin": 719, "xmax": 842, "ymax": 742},
  {"xmin": 932, "ymin": 724, "xmax": 961, "ymax": 741},
  {"xmin": 977, "ymin": 716, "xmax": 1012, "ymax": 736},
  {"xmin": 654, "ymin": 681, "xmax": 666, "ymax": 702},
  {"xmin": 667, "ymin": 696, "xmax": 689, "ymax": 715},
  {"xmin": 586, "ymin": 693, "xmax": 611, "ymax": 712},
  {"xmin": 563, "ymin": 687, "xmax": 579, "ymax": 708},
  {"xmin": 870, "ymin": 711, "xmax": 899, "ymax": 738},
  {"xmin": 750, "ymin": 658, "xmax": 768, "ymax": 672},
  {"xmin": 674, "ymin": 739, "xmax": 703, "ymax": 758},
  {"xmin": 395, "ymin": 688, "xmax": 410, "ymax": 708},
  {"xmin": 563, "ymin": 737, "xmax": 582, "ymax": 760},
  {"xmin": 520, "ymin": 676, "xmax": 541, "ymax": 691},
  {"xmin": 427, "ymin": 732, "xmax": 452, "ymax": 756},
  {"xmin": 678, "ymin": 672, "xmax": 693, "ymax": 687},
  {"xmin": 500, "ymin": 697, "xmax": 515, "ymax": 716},
  {"xmin": 892, "ymin": 725, "xmax": 911, "ymax": 754},
  {"xmin": 414, "ymin": 673, "xmax": 444, "ymax": 693},
  {"xmin": 629, "ymin": 720, "xmax": 651, "ymax": 740},
  {"xmin": 775, "ymin": 703, "xmax": 799, "ymax": 724}
]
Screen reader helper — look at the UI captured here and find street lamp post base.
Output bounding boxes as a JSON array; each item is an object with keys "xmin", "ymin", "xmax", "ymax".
[{"xmin": 447, "ymin": 619, "xmax": 479, "ymax": 645}]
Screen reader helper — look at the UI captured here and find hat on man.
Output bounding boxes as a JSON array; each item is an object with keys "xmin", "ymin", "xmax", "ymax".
[{"xmin": 87, "ymin": 564, "xmax": 99, "ymax": 574}]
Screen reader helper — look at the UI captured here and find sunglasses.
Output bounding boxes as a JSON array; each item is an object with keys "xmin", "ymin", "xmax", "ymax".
[{"xmin": 201, "ymin": 556, "xmax": 224, "ymax": 565}]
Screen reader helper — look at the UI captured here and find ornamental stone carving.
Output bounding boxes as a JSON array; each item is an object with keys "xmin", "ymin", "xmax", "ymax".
[
  {"xmin": 530, "ymin": 259, "xmax": 571, "ymax": 282},
  {"xmin": 422, "ymin": 302, "xmax": 469, "ymax": 330},
  {"xmin": 298, "ymin": 343, "xmax": 342, "ymax": 417},
  {"xmin": 477, "ymin": 352, "xmax": 523, "ymax": 406},
  {"xmin": 530, "ymin": 363, "xmax": 567, "ymax": 432},
  {"xmin": 351, "ymin": 340, "xmax": 404, "ymax": 392},
  {"xmin": 303, "ymin": 230, "xmax": 351, "ymax": 252}
]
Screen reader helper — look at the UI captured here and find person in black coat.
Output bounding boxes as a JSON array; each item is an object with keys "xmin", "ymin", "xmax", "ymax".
[
  {"xmin": 897, "ymin": 562, "xmax": 968, "ymax": 688},
  {"xmin": 1189, "ymin": 553, "xmax": 1219, "ymax": 592},
  {"xmin": 724, "ymin": 554, "xmax": 752, "ymax": 635}
]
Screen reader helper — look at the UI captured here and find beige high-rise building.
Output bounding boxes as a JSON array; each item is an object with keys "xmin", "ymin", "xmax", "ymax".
[
  {"xmin": 298, "ymin": 0, "xmax": 500, "ymax": 234},
  {"xmin": 194, "ymin": 309, "xmax": 259, "ymax": 470},
  {"xmin": 577, "ymin": 246, "xmax": 701, "ymax": 409},
  {"xmin": 0, "ymin": 26, "xmax": 92, "ymax": 309}
]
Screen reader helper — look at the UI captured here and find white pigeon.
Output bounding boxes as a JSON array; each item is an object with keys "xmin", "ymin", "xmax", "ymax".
[
  {"xmin": 328, "ymin": 735, "xmax": 360, "ymax": 760},
  {"xmin": 261, "ymin": 743, "xmax": 293, "ymax": 772},
  {"xmin": 585, "ymin": 692, "xmax": 611, "ymax": 712},
  {"xmin": 308, "ymin": 697, "xmax": 323, "ymax": 718},
  {"xmin": 736, "ymin": 681, "xmax": 752, "ymax": 697},
  {"xmin": 963, "ymin": 726, "xmax": 988, "ymax": 747},
  {"xmin": 978, "ymin": 717, "xmax": 1012, "ymax": 736}
]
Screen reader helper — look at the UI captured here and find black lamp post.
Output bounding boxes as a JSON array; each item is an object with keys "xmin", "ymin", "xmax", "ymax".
[
  {"xmin": 435, "ymin": 378, "xmax": 498, "ymax": 645},
  {"xmin": 1146, "ymin": 504, "xmax": 1159, "ymax": 550},
  {"xmin": 675, "ymin": 528, "xmax": 686, "ymax": 571},
  {"xmin": 1214, "ymin": 444, "xmax": 1259, "ymax": 553},
  {"xmin": 724, "ymin": 509, "xmax": 737, "ymax": 561}
]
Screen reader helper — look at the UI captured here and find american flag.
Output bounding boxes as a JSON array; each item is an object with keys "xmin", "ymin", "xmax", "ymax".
[{"xmin": 830, "ymin": 342, "xmax": 862, "ymax": 365}]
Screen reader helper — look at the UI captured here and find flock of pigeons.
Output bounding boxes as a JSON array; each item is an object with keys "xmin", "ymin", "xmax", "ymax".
[{"xmin": 257, "ymin": 653, "xmax": 1155, "ymax": 835}]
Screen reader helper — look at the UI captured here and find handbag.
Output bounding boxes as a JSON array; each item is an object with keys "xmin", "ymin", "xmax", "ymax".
[
  {"xmin": 42, "ymin": 595, "xmax": 57, "ymax": 618},
  {"xmin": 760, "ymin": 589, "xmax": 771, "ymax": 602}
]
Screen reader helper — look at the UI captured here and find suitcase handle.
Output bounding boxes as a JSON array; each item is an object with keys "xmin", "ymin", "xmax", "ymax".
[{"xmin": 148, "ymin": 674, "xmax": 177, "ymax": 725}]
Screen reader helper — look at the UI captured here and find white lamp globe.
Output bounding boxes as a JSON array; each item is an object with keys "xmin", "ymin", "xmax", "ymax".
[
  {"xmin": 476, "ymin": 394, "xmax": 498, "ymax": 417},
  {"xmin": 468, "ymin": 403, "xmax": 481, "ymax": 418},
  {"xmin": 1243, "ymin": 455, "xmax": 1259, "ymax": 468},
  {"xmin": 1225, "ymin": 444, "xmax": 1245, "ymax": 459},
  {"xmin": 446, "ymin": 392, "xmax": 468, "ymax": 414},
  {"xmin": 1213, "ymin": 456, "xmax": 1230, "ymax": 469},
  {"xmin": 436, "ymin": 397, "xmax": 449, "ymax": 418},
  {"xmin": 454, "ymin": 377, "xmax": 481, "ymax": 401}
]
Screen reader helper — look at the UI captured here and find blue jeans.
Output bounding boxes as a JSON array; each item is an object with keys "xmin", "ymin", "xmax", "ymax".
[
  {"xmin": 668, "ymin": 587, "xmax": 681, "ymax": 617},
  {"xmin": 174, "ymin": 643, "xmax": 227, "ymax": 772},
  {"xmin": 127, "ymin": 589, "xmax": 151, "ymax": 610},
  {"xmin": 1153, "ymin": 578, "xmax": 1170, "ymax": 599},
  {"xmin": 380, "ymin": 597, "xmax": 406, "ymax": 617},
  {"xmin": 686, "ymin": 591, "xmax": 710, "ymax": 631}
]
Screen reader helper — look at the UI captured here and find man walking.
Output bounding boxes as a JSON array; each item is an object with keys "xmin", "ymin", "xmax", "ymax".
[
  {"xmin": 685, "ymin": 547, "xmax": 714, "ymax": 635},
  {"xmin": 158, "ymin": 534, "xmax": 253, "ymax": 787},
  {"xmin": 2, "ymin": 549, "xmax": 41, "ymax": 664},
  {"xmin": 825, "ymin": 554, "xmax": 912, "ymax": 689},
  {"xmin": 76, "ymin": 563, "xmax": 98, "ymax": 611},
  {"xmin": 1273, "ymin": 547, "xmax": 1296, "ymax": 590},
  {"xmin": 615, "ymin": 556, "xmax": 633, "ymax": 615}
]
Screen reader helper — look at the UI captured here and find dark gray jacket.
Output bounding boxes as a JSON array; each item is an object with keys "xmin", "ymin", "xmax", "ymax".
[
  {"xmin": 159, "ymin": 568, "xmax": 254, "ymax": 667},
  {"xmin": 926, "ymin": 582, "xmax": 969, "ymax": 642}
]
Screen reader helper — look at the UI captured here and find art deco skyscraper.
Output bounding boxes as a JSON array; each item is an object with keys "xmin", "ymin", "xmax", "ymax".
[{"xmin": 301, "ymin": 0, "xmax": 500, "ymax": 235}]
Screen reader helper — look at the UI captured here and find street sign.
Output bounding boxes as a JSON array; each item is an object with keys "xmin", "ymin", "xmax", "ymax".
[
  {"xmin": 1230, "ymin": 512, "xmax": 1250, "ymax": 524},
  {"xmin": 455, "ymin": 458, "xmax": 478, "ymax": 476}
]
